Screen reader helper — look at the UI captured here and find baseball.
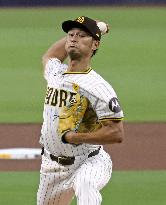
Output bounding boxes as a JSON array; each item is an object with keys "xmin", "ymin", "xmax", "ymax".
[{"xmin": 97, "ymin": 22, "xmax": 108, "ymax": 35}]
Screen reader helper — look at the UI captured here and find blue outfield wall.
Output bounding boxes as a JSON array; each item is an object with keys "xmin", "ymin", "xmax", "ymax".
[{"xmin": 0, "ymin": 0, "xmax": 166, "ymax": 7}]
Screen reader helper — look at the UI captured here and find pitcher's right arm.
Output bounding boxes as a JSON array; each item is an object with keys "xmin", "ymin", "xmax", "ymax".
[{"xmin": 42, "ymin": 37, "xmax": 67, "ymax": 69}]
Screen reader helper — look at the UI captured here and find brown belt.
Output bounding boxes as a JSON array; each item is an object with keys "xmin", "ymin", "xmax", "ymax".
[{"xmin": 41, "ymin": 147, "xmax": 101, "ymax": 166}]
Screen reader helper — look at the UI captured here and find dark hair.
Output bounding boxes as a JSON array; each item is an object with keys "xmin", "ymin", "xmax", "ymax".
[{"xmin": 92, "ymin": 49, "xmax": 98, "ymax": 57}]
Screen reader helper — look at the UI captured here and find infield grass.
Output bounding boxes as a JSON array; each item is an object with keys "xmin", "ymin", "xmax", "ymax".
[
  {"xmin": 0, "ymin": 7, "xmax": 166, "ymax": 122},
  {"xmin": 0, "ymin": 171, "xmax": 165, "ymax": 205}
]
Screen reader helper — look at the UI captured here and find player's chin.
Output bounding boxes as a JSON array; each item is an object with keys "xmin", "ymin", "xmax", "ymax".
[{"xmin": 68, "ymin": 49, "xmax": 82, "ymax": 60}]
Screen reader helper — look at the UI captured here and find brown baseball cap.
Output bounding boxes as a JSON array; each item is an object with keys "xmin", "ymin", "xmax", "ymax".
[{"xmin": 62, "ymin": 16, "xmax": 101, "ymax": 41}]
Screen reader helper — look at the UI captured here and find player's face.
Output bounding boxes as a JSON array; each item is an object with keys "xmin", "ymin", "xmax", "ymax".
[{"xmin": 65, "ymin": 28, "xmax": 99, "ymax": 60}]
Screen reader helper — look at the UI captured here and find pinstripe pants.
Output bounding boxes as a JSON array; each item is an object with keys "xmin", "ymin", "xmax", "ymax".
[{"xmin": 37, "ymin": 148, "xmax": 112, "ymax": 205}]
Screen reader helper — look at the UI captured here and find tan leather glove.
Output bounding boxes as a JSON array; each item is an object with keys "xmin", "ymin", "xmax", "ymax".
[{"xmin": 58, "ymin": 92, "xmax": 88, "ymax": 139}]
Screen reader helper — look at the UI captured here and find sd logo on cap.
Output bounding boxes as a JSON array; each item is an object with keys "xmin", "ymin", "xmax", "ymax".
[{"xmin": 76, "ymin": 16, "xmax": 85, "ymax": 24}]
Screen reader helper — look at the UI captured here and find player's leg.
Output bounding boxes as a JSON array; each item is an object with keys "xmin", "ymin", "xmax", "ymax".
[
  {"xmin": 37, "ymin": 155, "xmax": 75, "ymax": 205},
  {"xmin": 73, "ymin": 148, "xmax": 112, "ymax": 205},
  {"xmin": 37, "ymin": 174, "xmax": 74, "ymax": 205}
]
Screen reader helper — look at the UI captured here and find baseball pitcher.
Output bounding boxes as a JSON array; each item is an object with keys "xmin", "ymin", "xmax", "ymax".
[{"xmin": 37, "ymin": 16, "xmax": 124, "ymax": 205}]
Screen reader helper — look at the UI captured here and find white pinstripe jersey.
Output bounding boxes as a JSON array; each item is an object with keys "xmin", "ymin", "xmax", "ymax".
[{"xmin": 40, "ymin": 58, "xmax": 124, "ymax": 156}]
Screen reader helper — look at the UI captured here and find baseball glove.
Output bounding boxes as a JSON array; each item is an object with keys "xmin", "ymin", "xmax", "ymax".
[{"xmin": 58, "ymin": 91, "xmax": 88, "ymax": 139}]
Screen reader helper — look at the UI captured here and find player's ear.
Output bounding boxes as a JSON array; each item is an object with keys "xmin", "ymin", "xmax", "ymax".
[{"xmin": 92, "ymin": 40, "xmax": 100, "ymax": 52}]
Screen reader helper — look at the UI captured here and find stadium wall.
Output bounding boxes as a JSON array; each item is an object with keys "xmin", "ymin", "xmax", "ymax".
[{"xmin": 0, "ymin": 0, "xmax": 166, "ymax": 7}]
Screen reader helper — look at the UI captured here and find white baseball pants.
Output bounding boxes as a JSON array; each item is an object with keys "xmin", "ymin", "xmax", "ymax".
[{"xmin": 37, "ymin": 148, "xmax": 112, "ymax": 205}]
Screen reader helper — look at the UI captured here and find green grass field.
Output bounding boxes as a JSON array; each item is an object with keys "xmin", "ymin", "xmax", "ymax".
[
  {"xmin": 0, "ymin": 7, "xmax": 166, "ymax": 122},
  {"xmin": 0, "ymin": 7, "xmax": 165, "ymax": 205},
  {"xmin": 0, "ymin": 171, "xmax": 166, "ymax": 205}
]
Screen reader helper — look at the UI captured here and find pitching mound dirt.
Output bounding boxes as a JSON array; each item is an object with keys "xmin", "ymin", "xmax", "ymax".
[{"xmin": 0, "ymin": 122, "xmax": 165, "ymax": 171}]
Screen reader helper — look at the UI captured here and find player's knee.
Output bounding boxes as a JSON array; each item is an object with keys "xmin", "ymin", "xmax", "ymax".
[
  {"xmin": 74, "ymin": 184, "xmax": 102, "ymax": 205},
  {"xmin": 74, "ymin": 177, "xmax": 92, "ymax": 193},
  {"xmin": 74, "ymin": 182, "xmax": 100, "ymax": 197}
]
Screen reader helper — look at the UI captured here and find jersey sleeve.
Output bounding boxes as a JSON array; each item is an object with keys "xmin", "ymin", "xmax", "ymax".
[
  {"xmin": 44, "ymin": 58, "xmax": 67, "ymax": 81},
  {"xmin": 90, "ymin": 82, "xmax": 124, "ymax": 121}
]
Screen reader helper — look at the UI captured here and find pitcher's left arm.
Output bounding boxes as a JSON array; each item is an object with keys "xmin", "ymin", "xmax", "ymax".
[{"xmin": 63, "ymin": 119, "xmax": 124, "ymax": 145}]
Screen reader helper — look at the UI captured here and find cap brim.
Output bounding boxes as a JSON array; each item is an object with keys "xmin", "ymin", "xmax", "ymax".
[{"xmin": 62, "ymin": 20, "xmax": 91, "ymax": 36}]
